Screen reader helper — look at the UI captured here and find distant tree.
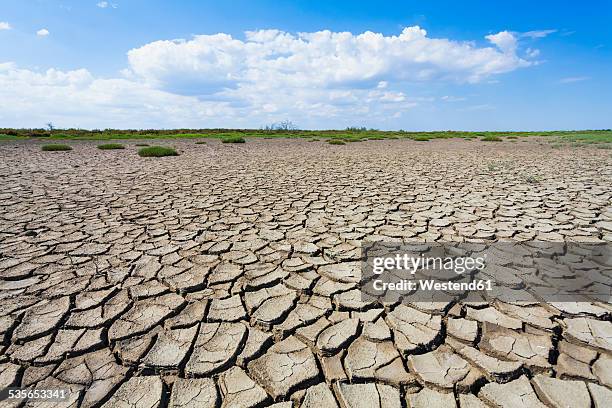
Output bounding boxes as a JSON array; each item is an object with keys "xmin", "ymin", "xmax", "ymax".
[
  {"xmin": 263, "ymin": 120, "xmax": 299, "ymax": 131},
  {"xmin": 276, "ymin": 120, "xmax": 298, "ymax": 131},
  {"xmin": 46, "ymin": 122, "xmax": 55, "ymax": 131}
]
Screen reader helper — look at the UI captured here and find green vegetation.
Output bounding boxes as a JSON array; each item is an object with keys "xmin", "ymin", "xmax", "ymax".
[
  {"xmin": 525, "ymin": 175, "xmax": 541, "ymax": 184},
  {"xmin": 195, "ymin": 141, "xmax": 207, "ymax": 144},
  {"xmin": 328, "ymin": 139, "xmax": 346, "ymax": 145},
  {"xmin": 481, "ymin": 135, "xmax": 502, "ymax": 142},
  {"xmin": 1, "ymin": 128, "xmax": 610, "ymax": 145},
  {"xmin": 42, "ymin": 144, "xmax": 72, "ymax": 151},
  {"xmin": 135, "ymin": 143, "xmax": 149, "ymax": 146},
  {"xmin": 547, "ymin": 132, "xmax": 612, "ymax": 149},
  {"xmin": 559, "ymin": 133, "xmax": 612, "ymax": 143},
  {"xmin": 412, "ymin": 135, "xmax": 432, "ymax": 142},
  {"xmin": 222, "ymin": 136, "xmax": 246, "ymax": 143},
  {"xmin": 97, "ymin": 143, "xmax": 125, "ymax": 150},
  {"xmin": 137, "ymin": 146, "xmax": 178, "ymax": 157}
]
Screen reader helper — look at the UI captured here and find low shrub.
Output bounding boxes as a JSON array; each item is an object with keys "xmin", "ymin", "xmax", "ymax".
[
  {"xmin": 482, "ymin": 136, "xmax": 502, "ymax": 142},
  {"xmin": 195, "ymin": 141, "xmax": 207, "ymax": 144},
  {"xmin": 138, "ymin": 146, "xmax": 178, "ymax": 157},
  {"xmin": 525, "ymin": 175, "xmax": 541, "ymax": 184},
  {"xmin": 42, "ymin": 144, "xmax": 72, "ymax": 151},
  {"xmin": 222, "ymin": 136, "xmax": 245, "ymax": 143},
  {"xmin": 412, "ymin": 136, "xmax": 431, "ymax": 142},
  {"xmin": 328, "ymin": 139, "xmax": 346, "ymax": 145},
  {"xmin": 31, "ymin": 132, "xmax": 51, "ymax": 138},
  {"xmin": 135, "ymin": 143, "xmax": 149, "ymax": 147},
  {"xmin": 97, "ymin": 143, "xmax": 125, "ymax": 150}
]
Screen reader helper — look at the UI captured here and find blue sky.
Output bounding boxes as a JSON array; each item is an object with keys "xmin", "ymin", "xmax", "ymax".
[{"xmin": 0, "ymin": 1, "xmax": 610, "ymax": 130}]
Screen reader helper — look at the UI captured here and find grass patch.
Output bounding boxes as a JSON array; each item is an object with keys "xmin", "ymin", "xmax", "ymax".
[
  {"xmin": 138, "ymin": 146, "xmax": 178, "ymax": 157},
  {"xmin": 2, "ymin": 128, "xmax": 610, "ymax": 144},
  {"xmin": 525, "ymin": 175, "xmax": 541, "ymax": 184},
  {"xmin": 135, "ymin": 143, "xmax": 149, "ymax": 146},
  {"xmin": 0, "ymin": 134, "xmax": 25, "ymax": 140},
  {"xmin": 559, "ymin": 133, "xmax": 612, "ymax": 143},
  {"xmin": 506, "ymin": 136, "xmax": 518, "ymax": 139},
  {"xmin": 328, "ymin": 139, "xmax": 346, "ymax": 145},
  {"xmin": 481, "ymin": 136, "xmax": 502, "ymax": 142},
  {"xmin": 42, "ymin": 144, "xmax": 72, "ymax": 151},
  {"xmin": 97, "ymin": 143, "xmax": 125, "ymax": 150},
  {"xmin": 412, "ymin": 135, "xmax": 432, "ymax": 142},
  {"xmin": 221, "ymin": 136, "xmax": 246, "ymax": 143},
  {"xmin": 195, "ymin": 141, "xmax": 207, "ymax": 144}
]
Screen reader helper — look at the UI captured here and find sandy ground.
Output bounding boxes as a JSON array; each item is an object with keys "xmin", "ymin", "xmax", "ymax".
[{"xmin": 0, "ymin": 138, "xmax": 611, "ymax": 407}]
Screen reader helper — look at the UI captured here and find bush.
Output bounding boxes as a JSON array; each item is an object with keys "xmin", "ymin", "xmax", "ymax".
[
  {"xmin": 31, "ymin": 132, "xmax": 51, "ymax": 138},
  {"xmin": 482, "ymin": 135, "xmax": 502, "ymax": 142},
  {"xmin": 222, "ymin": 136, "xmax": 246, "ymax": 143},
  {"xmin": 525, "ymin": 175, "xmax": 541, "ymax": 184},
  {"xmin": 412, "ymin": 136, "xmax": 431, "ymax": 142},
  {"xmin": 138, "ymin": 146, "xmax": 178, "ymax": 157},
  {"xmin": 195, "ymin": 141, "xmax": 207, "ymax": 144},
  {"xmin": 328, "ymin": 139, "xmax": 346, "ymax": 145},
  {"xmin": 97, "ymin": 143, "xmax": 125, "ymax": 150},
  {"xmin": 42, "ymin": 144, "xmax": 72, "ymax": 151},
  {"xmin": 135, "ymin": 143, "xmax": 149, "ymax": 147}
]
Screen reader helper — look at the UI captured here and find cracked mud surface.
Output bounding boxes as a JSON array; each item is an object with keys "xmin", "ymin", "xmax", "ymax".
[{"xmin": 1, "ymin": 138, "xmax": 611, "ymax": 407}]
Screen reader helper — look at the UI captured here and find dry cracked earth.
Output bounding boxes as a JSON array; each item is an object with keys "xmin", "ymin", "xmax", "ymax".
[{"xmin": 0, "ymin": 138, "xmax": 611, "ymax": 408}]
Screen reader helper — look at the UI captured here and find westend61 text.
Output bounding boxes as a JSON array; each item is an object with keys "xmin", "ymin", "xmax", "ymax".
[{"xmin": 372, "ymin": 278, "xmax": 493, "ymax": 292}]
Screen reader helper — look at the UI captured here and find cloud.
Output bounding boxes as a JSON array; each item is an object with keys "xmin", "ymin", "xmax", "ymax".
[
  {"xmin": 521, "ymin": 29, "xmax": 557, "ymax": 39},
  {"xmin": 485, "ymin": 31, "xmax": 517, "ymax": 54},
  {"xmin": 97, "ymin": 1, "xmax": 118, "ymax": 9},
  {"xmin": 36, "ymin": 28, "xmax": 49, "ymax": 37},
  {"xmin": 441, "ymin": 95, "xmax": 466, "ymax": 102},
  {"xmin": 1, "ymin": 27, "xmax": 538, "ymax": 128},
  {"xmin": 559, "ymin": 76, "xmax": 589, "ymax": 83},
  {"xmin": 0, "ymin": 21, "xmax": 11, "ymax": 30},
  {"xmin": 460, "ymin": 104, "xmax": 494, "ymax": 111},
  {"xmin": 127, "ymin": 26, "xmax": 532, "ymax": 95},
  {"xmin": 0, "ymin": 63, "xmax": 234, "ymax": 128}
]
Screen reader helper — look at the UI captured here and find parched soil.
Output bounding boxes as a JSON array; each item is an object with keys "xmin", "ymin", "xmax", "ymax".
[{"xmin": 1, "ymin": 138, "xmax": 611, "ymax": 407}]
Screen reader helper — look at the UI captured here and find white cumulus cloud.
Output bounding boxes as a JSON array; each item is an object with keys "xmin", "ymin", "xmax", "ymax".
[
  {"xmin": 36, "ymin": 28, "xmax": 49, "ymax": 37},
  {"xmin": 127, "ymin": 26, "xmax": 531, "ymax": 95},
  {"xmin": 485, "ymin": 31, "xmax": 518, "ymax": 54},
  {"xmin": 1, "ymin": 27, "xmax": 540, "ymax": 128},
  {"xmin": 0, "ymin": 21, "xmax": 11, "ymax": 30}
]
